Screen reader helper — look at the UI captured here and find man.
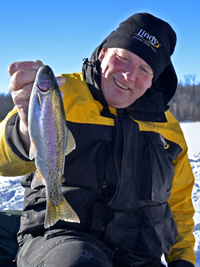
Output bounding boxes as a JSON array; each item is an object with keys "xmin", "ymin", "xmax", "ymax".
[{"xmin": 0, "ymin": 13, "xmax": 196, "ymax": 267}]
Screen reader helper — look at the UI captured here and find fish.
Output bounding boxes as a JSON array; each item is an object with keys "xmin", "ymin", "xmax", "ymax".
[{"xmin": 28, "ymin": 65, "xmax": 80, "ymax": 228}]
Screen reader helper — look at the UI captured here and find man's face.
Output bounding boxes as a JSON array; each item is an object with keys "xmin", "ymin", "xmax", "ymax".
[{"xmin": 99, "ymin": 48, "xmax": 153, "ymax": 108}]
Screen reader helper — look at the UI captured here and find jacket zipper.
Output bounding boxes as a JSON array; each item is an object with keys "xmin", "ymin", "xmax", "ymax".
[{"xmin": 102, "ymin": 181, "xmax": 107, "ymax": 190}]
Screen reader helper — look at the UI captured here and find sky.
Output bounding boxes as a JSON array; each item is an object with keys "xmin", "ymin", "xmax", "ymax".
[{"xmin": 0, "ymin": 0, "xmax": 199, "ymax": 94}]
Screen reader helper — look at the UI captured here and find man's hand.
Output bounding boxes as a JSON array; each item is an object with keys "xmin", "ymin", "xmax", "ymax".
[{"xmin": 8, "ymin": 60, "xmax": 66, "ymax": 153}]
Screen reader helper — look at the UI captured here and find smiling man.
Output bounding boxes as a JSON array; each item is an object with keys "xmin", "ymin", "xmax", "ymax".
[
  {"xmin": 99, "ymin": 48, "xmax": 153, "ymax": 108},
  {"xmin": 0, "ymin": 12, "xmax": 196, "ymax": 267}
]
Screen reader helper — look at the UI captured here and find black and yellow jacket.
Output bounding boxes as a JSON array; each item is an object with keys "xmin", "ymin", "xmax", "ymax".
[{"xmin": 0, "ymin": 46, "xmax": 195, "ymax": 266}]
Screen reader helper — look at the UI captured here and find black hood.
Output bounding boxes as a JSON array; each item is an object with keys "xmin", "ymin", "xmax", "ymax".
[{"xmin": 82, "ymin": 34, "xmax": 177, "ymax": 123}]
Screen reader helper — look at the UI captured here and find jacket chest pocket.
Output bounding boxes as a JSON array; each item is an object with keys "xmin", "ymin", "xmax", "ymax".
[
  {"xmin": 63, "ymin": 122, "xmax": 112, "ymax": 194},
  {"xmin": 145, "ymin": 131, "xmax": 181, "ymax": 203}
]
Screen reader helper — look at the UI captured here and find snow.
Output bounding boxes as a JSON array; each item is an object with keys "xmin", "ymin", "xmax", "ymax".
[
  {"xmin": 1, "ymin": 122, "xmax": 200, "ymax": 266},
  {"xmin": 0, "ymin": 175, "xmax": 24, "ymax": 210},
  {"xmin": 184, "ymin": 122, "xmax": 200, "ymax": 267},
  {"xmin": 180, "ymin": 123, "xmax": 200, "ymax": 265}
]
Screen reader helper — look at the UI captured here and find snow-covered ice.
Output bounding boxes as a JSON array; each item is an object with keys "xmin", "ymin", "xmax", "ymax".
[
  {"xmin": 183, "ymin": 122, "xmax": 200, "ymax": 267},
  {"xmin": 0, "ymin": 175, "xmax": 24, "ymax": 210},
  {"xmin": 1, "ymin": 122, "xmax": 200, "ymax": 266}
]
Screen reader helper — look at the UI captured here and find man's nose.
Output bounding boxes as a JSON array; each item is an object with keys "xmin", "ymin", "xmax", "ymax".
[{"xmin": 122, "ymin": 65, "xmax": 137, "ymax": 82}]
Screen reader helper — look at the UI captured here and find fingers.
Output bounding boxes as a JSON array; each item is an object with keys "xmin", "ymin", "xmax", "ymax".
[
  {"xmin": 8, "ymin": 60, "xmax": 43, "ymax": 76},
  {"xmin": 11, "ymin": 83, "xmax": 33, "ymax": 106},
  {"xmin": 8, "ymin": 61, "xmax": 65, "ymax": 92},
  {"xmin": 35, "ymin": 60, "xmax": 43, "ymax": 66},
  {"xmin": 9, "ymin": 70, "xmax": 37, "ymax": 93},
  {"xmin": 8, "ymin": 61, "xmax": 43, "ymax": 135},
  {"xmin": 56, "ymin": 76, "xmax": 66, "ymax": 88},
  {"xmin": 9, "ymin": 61, "xmax": 43, "ymax": 92},
  {"xmin": 8, "ymin": 60, "xmax": 66, "ymax": 104}
]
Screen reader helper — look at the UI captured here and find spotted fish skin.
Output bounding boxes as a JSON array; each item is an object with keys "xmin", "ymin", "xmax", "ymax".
[{"xmin": 28, "ymin": 65, "xmax": 80, "ymax": 228}]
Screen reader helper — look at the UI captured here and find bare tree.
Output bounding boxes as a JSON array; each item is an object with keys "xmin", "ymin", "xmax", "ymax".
[
  {"xmin": 190, "ymin": 74, "xmax": 197, "ymax": 85},
  {"xmin": 184, "ymin": 75, "xmax": 191, "ymax": 86},
  {"xmin": 169, "ymin": 83, "xmax": 200, "ymax": 122},
  {"xmin": 183, "ymin": 74, "xmax": 197, "ymax": 86}
]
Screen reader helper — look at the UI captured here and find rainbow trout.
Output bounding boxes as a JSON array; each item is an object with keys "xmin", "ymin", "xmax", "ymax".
[{"xmin": 28, "ymin": 65, "xmax": 80, "ymax": 228}]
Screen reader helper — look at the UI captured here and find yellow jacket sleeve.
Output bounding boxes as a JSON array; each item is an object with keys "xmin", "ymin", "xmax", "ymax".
[
  {"xmin": 0, "ymin": 107, "xmax": 36, "ymax": 176},
  {"xmin": 167, "ymin": 141, "xmax": 196, "ymax": 265}
]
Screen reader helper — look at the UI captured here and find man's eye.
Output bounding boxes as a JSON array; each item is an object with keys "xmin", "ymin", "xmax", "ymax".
[
  {"xmin": 120, "ymin": 55, "xmax": 129, "ymax": 61},
  {"xmin": 140, "ymin": 67, "xmax": 150, "ymax": 74},
  {"xmin": 141, "ymin": 68, "xmax": 148, "ymax": 73},
  {"xmin": 116, "ymin": 54, "xmax": 128, "ymax": 62},
  {"xmin": 140, "ymin": 67, "xmax": 153, "ymax": 77},
  {"xmin": 122, "ymin": 57, "xmax": 128, "ymax": 61}
]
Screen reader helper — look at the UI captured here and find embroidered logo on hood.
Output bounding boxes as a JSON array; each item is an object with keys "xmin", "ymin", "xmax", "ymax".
[{"xmin": 133, "ymin": 29, "xmax": 160, "ymax": 50}]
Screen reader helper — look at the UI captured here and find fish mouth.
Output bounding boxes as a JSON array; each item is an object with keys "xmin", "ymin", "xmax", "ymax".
[
  {"xmin": 114, "ymin": 78, "xmax": 129, "ymax": 90},
  {"xmin": 37, "ymin": 84, "xmax": 49, "ymax": 92},
  {"xmin": 37, "ymin": 84, "xmax": 50, "ymax": 92}
]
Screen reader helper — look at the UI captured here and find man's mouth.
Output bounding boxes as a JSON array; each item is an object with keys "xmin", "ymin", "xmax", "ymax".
[{"xmin": 114, "ymin": 78, "xmax": 129, "ymax": 90}]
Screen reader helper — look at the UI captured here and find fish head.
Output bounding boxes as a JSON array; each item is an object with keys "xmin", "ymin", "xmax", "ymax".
[
  {"xmin": 35, "ymin": 65, "xmax": 58, "ymax": 93},
  {"xmin": 28, "ymin": 65, "xmax": 63, "ymax": 129}
]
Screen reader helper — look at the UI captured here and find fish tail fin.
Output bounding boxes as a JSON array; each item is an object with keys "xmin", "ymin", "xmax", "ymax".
[{"xmin": 44, "ymin": 197, "xmax": 80, "ymax": 229}]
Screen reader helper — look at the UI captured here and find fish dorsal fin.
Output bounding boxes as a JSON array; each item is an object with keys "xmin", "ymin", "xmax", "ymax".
[
  {"xmin": 65, "ymin": 129, "xmax": 76, "ymax": 156},
  {"xmin": 31, "ymin": 168, "xmax": 46, "ymax": 189},
  {"xmin": 29, "ymin": 140, "xmax": 37, "ymax": 160}
]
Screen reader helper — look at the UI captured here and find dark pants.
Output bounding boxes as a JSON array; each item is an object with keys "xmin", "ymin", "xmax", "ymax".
[
  {"xmin": 17, "ymin": 234, "xmax": 113, "ymax": 267},
  {"xmin": 1, "ymin": 263, "xmax": 17, "ymax": 267},
  {"xmin": 16, "ymin": 231, "xmax": 165, "ymax": 267}
]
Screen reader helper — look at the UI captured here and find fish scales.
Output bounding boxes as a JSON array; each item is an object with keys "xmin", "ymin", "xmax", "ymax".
[{"xmin": 28, "ymin": 65, "xmax": 80, "ymax": 228}]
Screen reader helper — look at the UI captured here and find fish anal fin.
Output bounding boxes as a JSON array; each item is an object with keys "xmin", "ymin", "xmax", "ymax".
[
  {"xmin": 65, "ymin": 129, "xmax": 76, "ymax": 156},
  {"xmin": 29, "ymin": 140, "xmax": 37, "ymax": 160},
  {"xmin": 31, "ymin": 168, "xmax": 46, "ymax": 189},
  {"xmin": 62, "ymin": 176, "xmax": 65, "ymax": 183},
  {"xmin": 44, "ymin": 197, "xmax": 80, "ymax": 229}
]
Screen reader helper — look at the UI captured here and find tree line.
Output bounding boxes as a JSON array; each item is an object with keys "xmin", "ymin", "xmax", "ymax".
[
  {"xmin": 0, "ymin": 93, "xmax": 14, "ymax": 121},
  {"xmin": 0, "ymin": 81, "xmax": 200, "ymax": 122},
  {"xmin": 169, "ymin": 83, "xmax": 200, "ymax": 122}
]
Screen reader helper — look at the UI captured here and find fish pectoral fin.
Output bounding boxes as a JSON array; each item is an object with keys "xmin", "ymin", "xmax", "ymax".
[
  {"xmin": 31, "ymin": 169, "xmax": 46, "ymax": 189},
  {"xmin": 65, "ymin": 129, "xmax": 76, "ymax": 156},
  {"xmin": 29, "ymin": 140, "xmax": 37, "ymax": 160},
  {"xmin": 44, "ymin": 197, "xmax": 80, "ymax": 229},
  {"xmin": 60, "ymin": 90, "xmax": 64, "ymax": 98},
  {"xmin": 37, "ymin": 91, "xmax": 43, "ymax": 110}
]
